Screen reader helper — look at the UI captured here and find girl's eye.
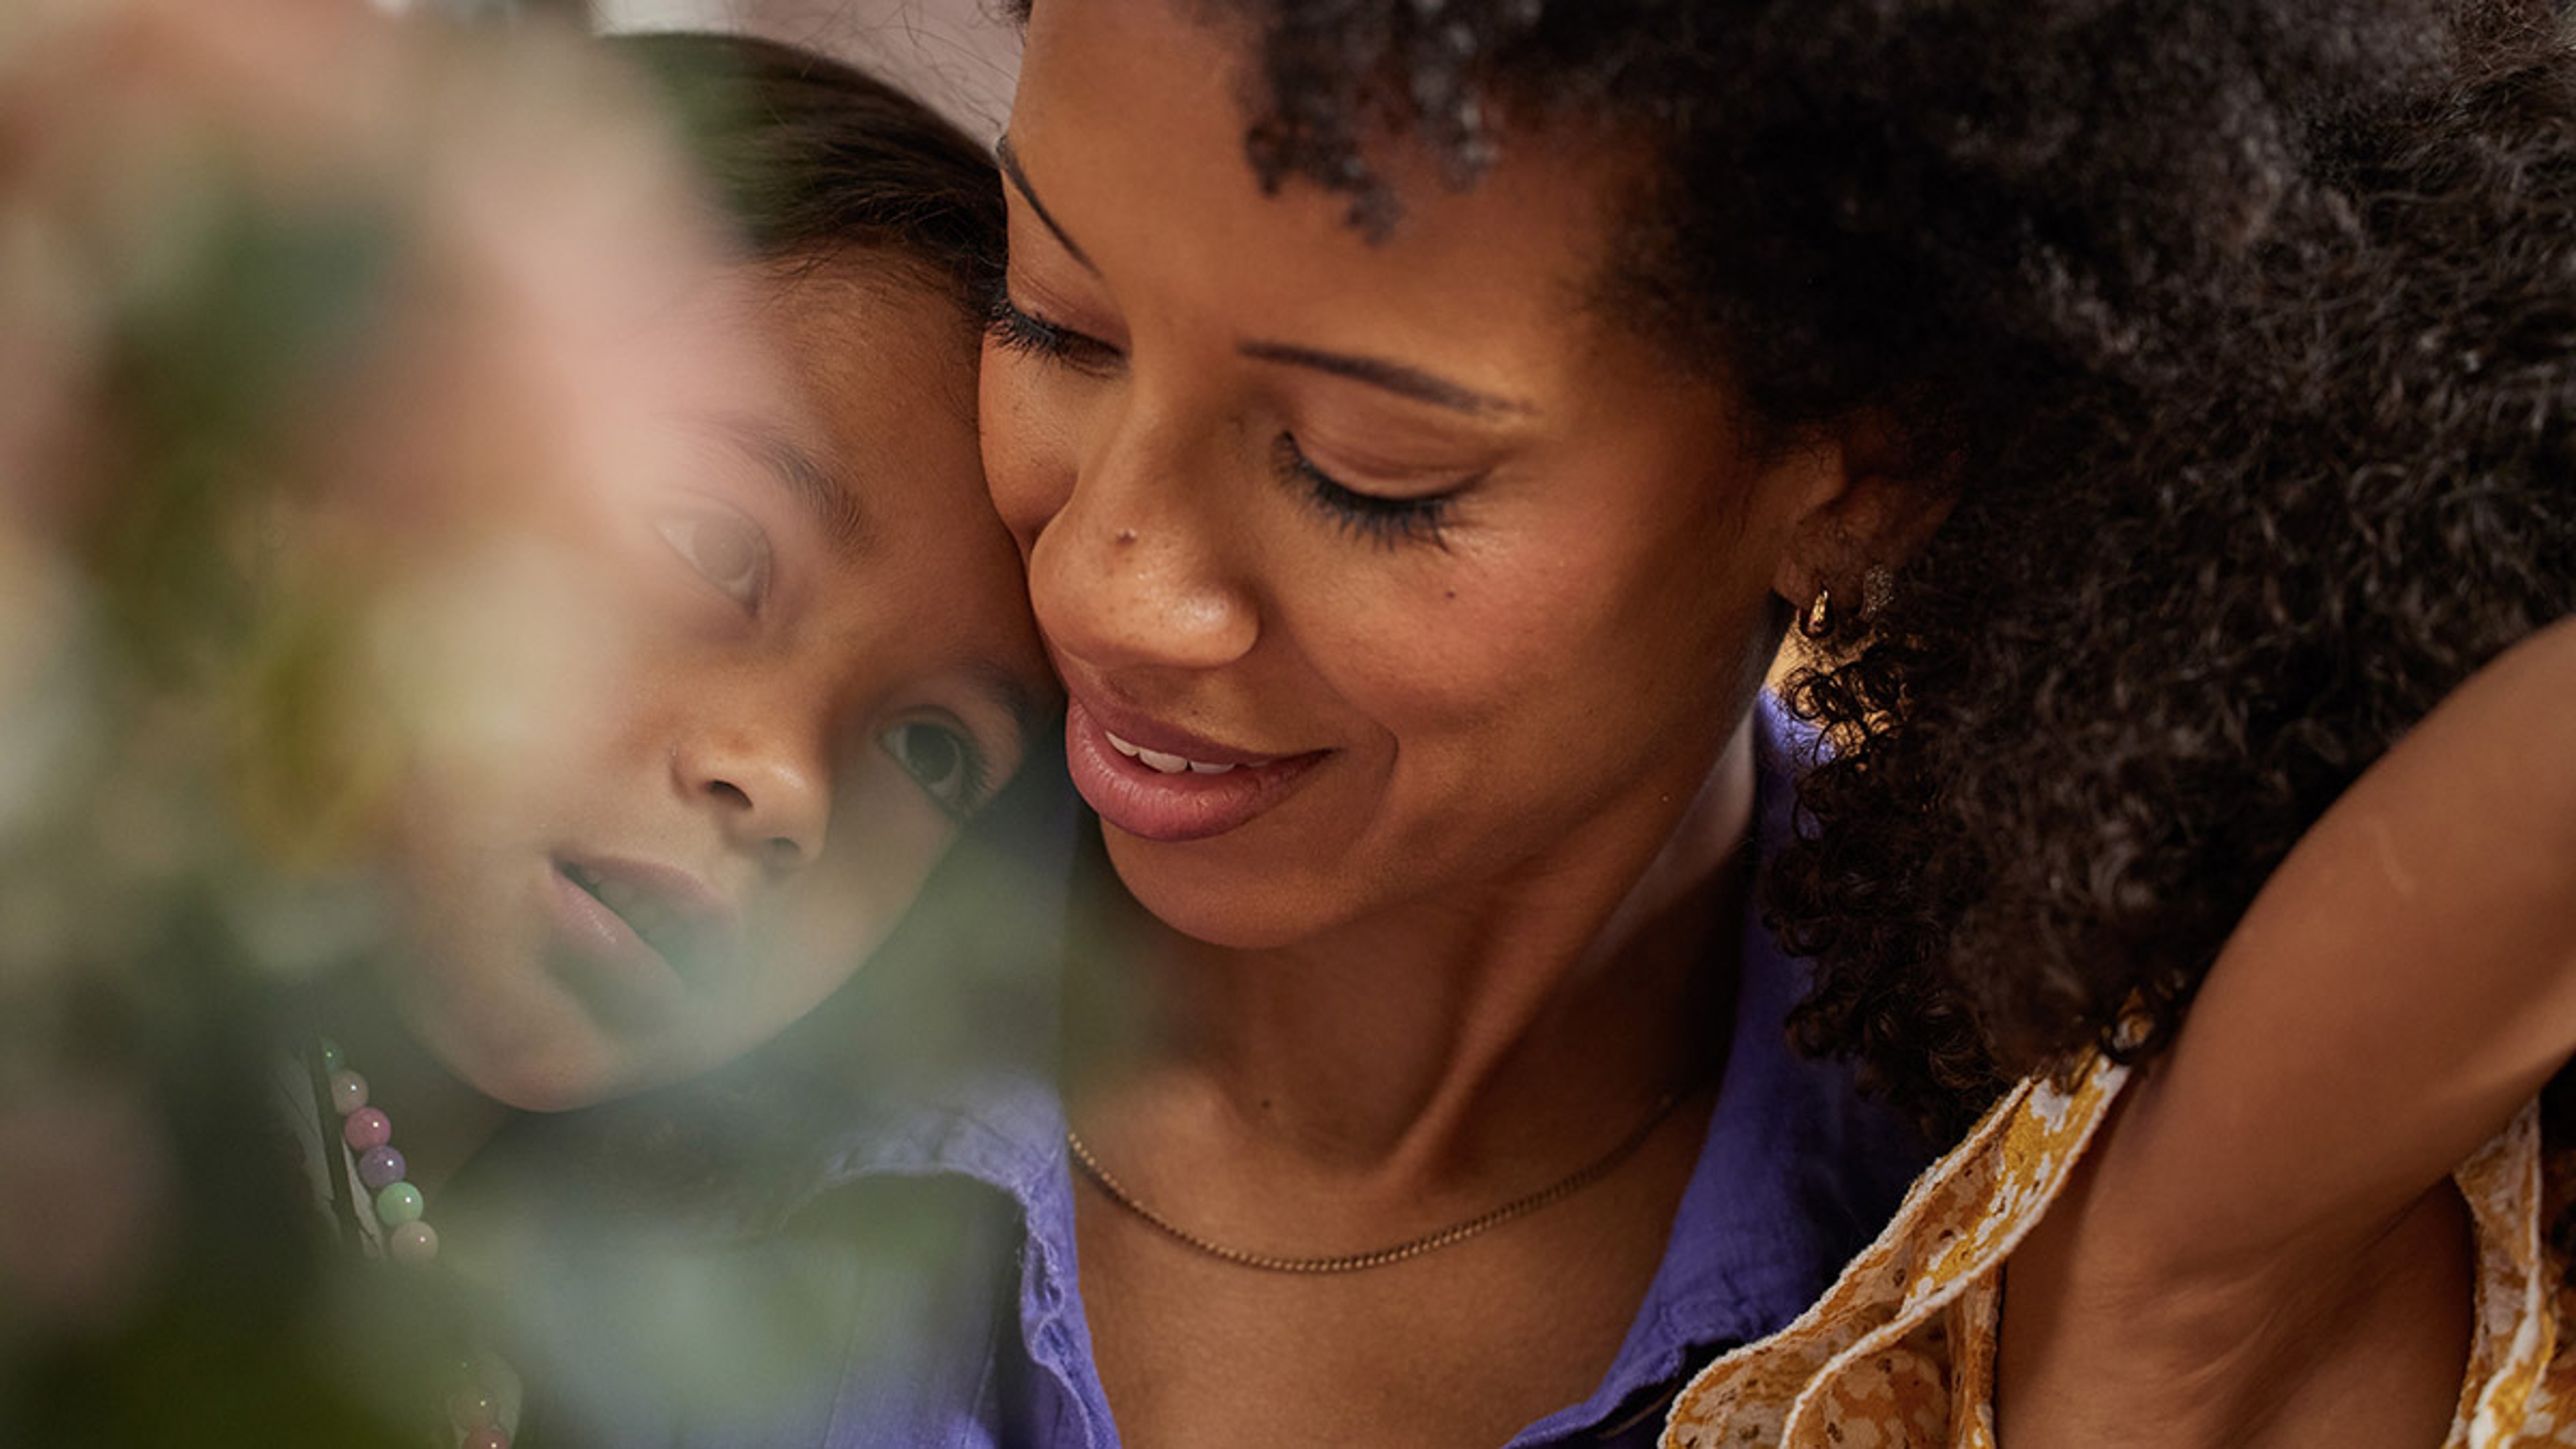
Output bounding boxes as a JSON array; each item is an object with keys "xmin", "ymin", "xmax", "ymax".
[
  {"xmin": 1271, "ymin": 435, "xmax": 1458, "ymax": 549},
  {"xmin": 877, "ymin": 720, "xmax": 989, "ymax": 818},
  {"xmin": 985, "ymin": 286, "xmax": 1124, "ymax": 376},
  {"xmin": 654, "ymin": 504, "xmax": 773, "ymax": 611}
]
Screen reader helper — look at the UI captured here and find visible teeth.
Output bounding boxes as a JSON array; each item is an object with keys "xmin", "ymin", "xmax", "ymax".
[{"xmin": 1106, "ymin": 729, "xmax": 1235, "ymax": 776}]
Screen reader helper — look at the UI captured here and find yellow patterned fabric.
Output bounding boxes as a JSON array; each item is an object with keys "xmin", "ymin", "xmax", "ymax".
[{"xmin": 1662, "ymin": 1052, "xmax": 2576, "ymax": 1446}]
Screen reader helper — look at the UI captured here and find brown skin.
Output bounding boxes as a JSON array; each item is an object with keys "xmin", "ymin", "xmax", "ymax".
[
  {"xmin": 377, "ymin": 262, "xmax": 1054, "ymax": 1120},
  {"xmin": 981, "ymin": 3, "xmax": 1935, "ymax": 1443},
  {"xmin": 1996, "ymin": 618, "xmax": 2576, "ymax": 1446}
]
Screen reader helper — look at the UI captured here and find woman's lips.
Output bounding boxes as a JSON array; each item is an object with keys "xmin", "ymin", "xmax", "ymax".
[
  {"xmin": 1063, "ymin": 696, "xmax": 1326, "ymax": 843},
  {"xmin": 1102, "ymin": 727, "xmax": 1260, "ymax": 775}
]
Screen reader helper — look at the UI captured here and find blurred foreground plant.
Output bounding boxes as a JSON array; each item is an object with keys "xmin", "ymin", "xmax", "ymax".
[{"xmin": 0, "ymin": 2, "xmax": 745, "ymax": 1440}]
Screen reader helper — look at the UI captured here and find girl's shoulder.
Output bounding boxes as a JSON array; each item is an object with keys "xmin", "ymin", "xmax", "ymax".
[{"xmin": 1662, "ymin": 1053, "xmax": 2576, "ymax": 1448}]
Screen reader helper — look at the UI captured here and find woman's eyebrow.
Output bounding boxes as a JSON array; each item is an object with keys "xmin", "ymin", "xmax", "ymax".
[
  {"xmin": 995, "ymin": 136, "xmax": 1095, "ymax": 273},
  {"xmin": 715, "ymin": 416, "xmax": 870, "ymax": 555},
  {"xmin": 996, "ymin": 137, "xmax": 1529, "ymax": 421},
  {"xmin": 1236, "ymin": 341, "xmax": 1535, "ymax": 419}
]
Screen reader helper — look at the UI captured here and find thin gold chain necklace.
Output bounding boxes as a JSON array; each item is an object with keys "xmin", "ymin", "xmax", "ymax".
[{"xmin": 1063, "ymin": 1085, "xmax": 1698, "ymax": 1275}]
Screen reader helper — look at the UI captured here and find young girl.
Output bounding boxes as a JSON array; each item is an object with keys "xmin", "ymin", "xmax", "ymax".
[{"xmin": 0, "ymin": 9, "xmax": 1051, "ymax": 1445}]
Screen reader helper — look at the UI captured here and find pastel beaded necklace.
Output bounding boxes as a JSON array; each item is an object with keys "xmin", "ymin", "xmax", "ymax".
[
  {"xmin": 320, "ymin": 1038, "xmax": 444, "ymax": 1267},
  {"xmin": 308, "ymin": 1037, "xmax": 513, "ymax": 1449}
]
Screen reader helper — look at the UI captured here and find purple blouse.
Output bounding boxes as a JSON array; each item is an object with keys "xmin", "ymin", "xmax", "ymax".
[{"xmin": 493, "ymin": 695, "xmax": 1923, "ymax": 1449}]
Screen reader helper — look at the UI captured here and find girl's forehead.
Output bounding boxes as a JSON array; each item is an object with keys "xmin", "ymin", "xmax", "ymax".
[
  {"xmin": 747, "ymin": 270, "xmax": 1039, "ymax": 650},
  {"xmin": 757, "ymin": 272, "xmax": 982, "ymax": 500}
]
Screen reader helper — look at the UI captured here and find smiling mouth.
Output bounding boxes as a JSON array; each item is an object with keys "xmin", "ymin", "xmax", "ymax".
[
  {"xmin": 561, "ymin": 861, "xmax": 710, "ymax": 973},
  {"xmin": 1061, "ymin": 698, "xmax": 1329, "ymax": 844},
  {"xmin": 1102, "ymin": 729, "xmax": 1271, "ymax": 775}
]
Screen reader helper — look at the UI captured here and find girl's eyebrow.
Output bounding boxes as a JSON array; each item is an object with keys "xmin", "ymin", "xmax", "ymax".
[
  {"xmin": 714, "ymin": 415, "xmax": 870, "ymax": 555},
  {"xmin": 962, "ymin": 658, "xmax": 1057, "ymax": 751}
]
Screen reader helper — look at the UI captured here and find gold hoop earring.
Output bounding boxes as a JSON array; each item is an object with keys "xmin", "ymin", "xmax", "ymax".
[{"xmin": 1799, "ymin": 586, "xmax": 1834, "ymax": 640}]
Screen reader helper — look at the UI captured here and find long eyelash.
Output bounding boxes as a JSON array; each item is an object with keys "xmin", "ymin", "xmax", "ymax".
[
  {"xmin": 945, "ymin": 737, "xmax": 994, "ymax": 822},
  {"xmin": 892, "ymin": 721, "xmax": 993, "ymax": 823},
  {"xmin": 984, "ymin": 284, "xmax": 1071, "ymax": 359},
  {"xmin": 1273, "ymin": 435, "xmax": 1454, "ymax": 549},
  {"xmin": 983, "ymin": 285, "xmax": 1120, "ymax": 374}
]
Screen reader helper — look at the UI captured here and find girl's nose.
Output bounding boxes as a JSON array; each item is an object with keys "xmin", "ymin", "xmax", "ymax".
[{"xmin": 672, "ymin": 716, "xmax": 831, "ymax": 872}]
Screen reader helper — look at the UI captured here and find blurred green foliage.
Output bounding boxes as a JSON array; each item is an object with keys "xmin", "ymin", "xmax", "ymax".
[{"xmin": 0, "ymin": 9, "xmax": 574, "ymax": 1444}]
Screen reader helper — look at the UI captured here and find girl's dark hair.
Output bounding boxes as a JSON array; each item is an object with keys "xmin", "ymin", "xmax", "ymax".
[
  {"xmin": 1185, "ymin": 0, "xmax": 2576, "ymax": 1135},
  {"xmin": 616, "ymin": 31, "xmax": 1004, "ymax": 309}
]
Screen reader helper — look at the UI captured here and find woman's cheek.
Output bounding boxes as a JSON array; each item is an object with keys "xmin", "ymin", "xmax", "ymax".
[{"xmin": 977, "ymin": 350, "xmax": 1084, "ymax": 554}]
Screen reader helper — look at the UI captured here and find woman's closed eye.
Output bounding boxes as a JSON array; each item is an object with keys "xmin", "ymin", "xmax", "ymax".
[
  {"xmin": 655, "ymin": 501, "xmax": 773, "ymax": 612},
  {"xmin": 877, "ymin": 719, "xmax": 992, "ymax": 820},
  {"xmin": 985, "ymin": 286, "xmax": 1123, "ymax": 376},
  {"xmin": 1272, "ymin": 434, "xmax": 1462, "ymax": 550},
  {"xmin": 987, "ymin": 276, "xmax": 1470, "ymax": 551}
]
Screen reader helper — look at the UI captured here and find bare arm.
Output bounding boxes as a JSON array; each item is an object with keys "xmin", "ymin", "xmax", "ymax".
[
  {"xmin": 2000, "ymin": 616, "xmax": 2576, "ymax": 1443},
  {"xmin": 2094, "ymin": 616, "xmax": 2576, "ymax": 1273}
]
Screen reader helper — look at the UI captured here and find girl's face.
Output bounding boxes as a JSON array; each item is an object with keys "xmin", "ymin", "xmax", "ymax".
[
  {"xmin": 386, "ymin": 265, "xmax": 1055, "ymax": 1110},
  {"xmin": 982, "ymin": 0, "xmax": 1841, "ymax": 949}
]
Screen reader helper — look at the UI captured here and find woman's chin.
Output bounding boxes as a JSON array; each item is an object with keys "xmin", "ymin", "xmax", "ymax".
[{"xmin": 1101, "ymin": 831, "xmax": 1363, "ymax": 953}]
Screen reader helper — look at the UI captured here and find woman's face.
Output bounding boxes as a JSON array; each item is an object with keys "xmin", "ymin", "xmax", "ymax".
[
  {"xmin": 983, "ymin": 0, "xmax": 1839, "ymax": 949},
  {"xmin": 384, "ymin": 265, "xmax": 1055, "ymax": 1110}
]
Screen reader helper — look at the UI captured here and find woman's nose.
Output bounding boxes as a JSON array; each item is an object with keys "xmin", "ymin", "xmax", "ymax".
[
  {"xmin": 1024, "ymin": 402, "xmax": 1258, "ymax": 676},
  {"xmin": 672, "ymin": 718, "xmax": 831, "ymax": 872}
]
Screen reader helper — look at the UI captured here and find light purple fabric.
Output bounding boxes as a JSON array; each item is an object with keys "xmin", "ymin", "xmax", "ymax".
[
  {"xmin": 496, "ymin": 695, "xmax": 1923, "ymax": 1448},
  {"xmin": 785, "ymin": 694, "xmax": 1923, "ymax": 1449}
]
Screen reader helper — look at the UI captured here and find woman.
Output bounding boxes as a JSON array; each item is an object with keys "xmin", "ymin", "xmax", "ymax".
[
  {"xmin": 926, "ymin": 1, "xmax": 2566, "ymax": 1446},
  {"xmin": 0, "ymin": 11, "xmax": 1053, "ymax": 1445},
  {"xmin": 904, "ymin": 1, "xmax": 1960, "ymax": 1444}
]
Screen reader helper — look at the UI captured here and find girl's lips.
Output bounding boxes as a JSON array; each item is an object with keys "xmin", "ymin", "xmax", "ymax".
[
  {"xmin": 542, "ymin": 856, "xmax": 735, "ymax": 1026},
  {"xmin": 1063, "ymin": 698, "xmax": 1326, "ymax": 843},
  {"xmin": 561, "ymin": 857, "xmax": 734, "ymax": 969},
  {"xmin": 545, "ymin": 861, "xmax": 688, "ymax": 1028}
]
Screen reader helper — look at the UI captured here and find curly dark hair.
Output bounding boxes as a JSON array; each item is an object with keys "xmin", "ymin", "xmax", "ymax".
[
  {"xmin": 1172, "ymin": 0, "xmax": 2576, "ymax": 1136},
  {"xmin": 617, "ymin": 31, "xmax": 1004, "ymax": 310}
]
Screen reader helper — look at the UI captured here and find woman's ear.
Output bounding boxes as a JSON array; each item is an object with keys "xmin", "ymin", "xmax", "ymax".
[{"xmin": 1772, "ymin": 408, "xmax": 1958, "ymax": 629}]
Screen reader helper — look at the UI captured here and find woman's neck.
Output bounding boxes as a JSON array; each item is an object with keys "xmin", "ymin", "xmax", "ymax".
[
  {"xmin": 299, "ymin": 973, "xmax": 511, "ymax": 1198},
  {"xmin": 1067, "ymin": 716, "xmax": 1762, "ymax": 1186}
]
